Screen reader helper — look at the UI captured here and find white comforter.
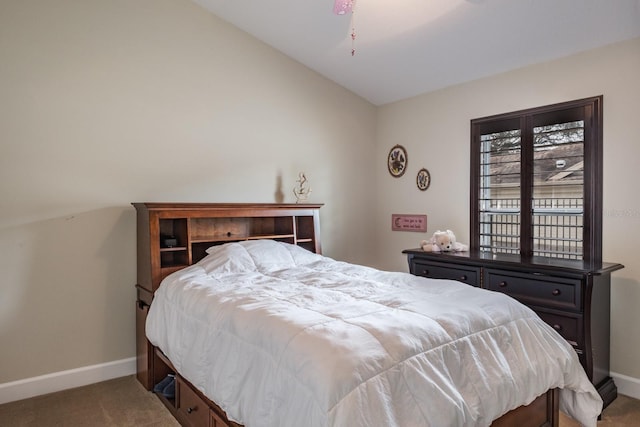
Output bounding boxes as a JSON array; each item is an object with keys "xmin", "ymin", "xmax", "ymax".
[{"xmin": 146, "ymin": 240, "xmax": 602, "ymax": 427}]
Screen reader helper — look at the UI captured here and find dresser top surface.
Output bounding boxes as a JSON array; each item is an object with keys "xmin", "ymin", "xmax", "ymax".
[{"xmin": 403, "ymin": 248, "xmax": 624, "ymax": 276}]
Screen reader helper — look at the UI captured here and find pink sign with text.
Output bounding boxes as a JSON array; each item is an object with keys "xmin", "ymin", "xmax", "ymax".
[{"xmin": 392, "ymin": 214, "xmax": 427, "ymax": 232}]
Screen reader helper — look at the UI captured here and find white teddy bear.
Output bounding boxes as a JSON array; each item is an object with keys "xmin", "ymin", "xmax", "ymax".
[{"xmin": 420, "ymin": 230, "xmax": 468, "ymax": 253}]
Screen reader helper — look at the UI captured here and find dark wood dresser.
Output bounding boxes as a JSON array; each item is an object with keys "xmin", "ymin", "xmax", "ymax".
[{"xmin": 403, "ymin": 249, "xmax": 623, "ymax": 410}]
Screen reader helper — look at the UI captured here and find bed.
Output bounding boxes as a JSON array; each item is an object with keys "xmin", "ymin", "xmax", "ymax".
[{"xmin": 145, "ymin": 239, "xmax": 602, "ymax": 427}]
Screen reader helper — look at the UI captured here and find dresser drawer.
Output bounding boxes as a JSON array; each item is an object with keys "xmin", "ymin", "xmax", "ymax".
[
  {"xmin": 413, "ymin": 261, "xmax": 480, "ymax": 287},
  {"xmin": 485, "ymin": 269, "xmax": 582, "ymax": 312},
  {"xmin": 536, "ymin": 311, "xmax": 582, "ymax": 348},
  {"xmin": 177, "ymin": 377, "xmax": 209, "ymax": 427}
]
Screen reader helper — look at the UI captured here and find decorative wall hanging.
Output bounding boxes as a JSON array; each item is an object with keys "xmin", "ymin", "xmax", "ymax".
[
  {"xmin": 332, "ymin": 0, "xmax": 357, "ymax": 56},
  {"xmin": 387, "ymin": 145, "xmax": 407, "ymax": 177},
  {"xmin": 417, "ymin": 168, "xmax": 431, "ymax": 191},
  {"xmin": 293, "ymin": 172, "xmax": 312, "ymax": 203}
]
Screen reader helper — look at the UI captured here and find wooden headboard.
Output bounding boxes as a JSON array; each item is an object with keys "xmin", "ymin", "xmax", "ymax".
[
  {"xmin": 133, "ymin": 202, "xmax": 323, "ymax": 299},
  {"xmin": 133, "ymin": 202, "xmax": 322, "ymax": 389}
]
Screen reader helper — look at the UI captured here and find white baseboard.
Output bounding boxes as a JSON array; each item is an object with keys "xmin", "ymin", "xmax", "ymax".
[
  {"xmin": 0, "ymin": 357, "xmax": 136, "ymax": 405},
  {"xmin": 611, "ymin": 371, "xmax": 640, "ymax": 400}
]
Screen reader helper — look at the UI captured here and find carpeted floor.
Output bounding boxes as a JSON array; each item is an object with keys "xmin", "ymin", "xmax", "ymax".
[
  {"xmin": 0, "ymin": 375, "xmax": 639, "ymax": 426},
  {"xmin": 0, "ymin": 376, "xmax": 178, "ymax": 426}
]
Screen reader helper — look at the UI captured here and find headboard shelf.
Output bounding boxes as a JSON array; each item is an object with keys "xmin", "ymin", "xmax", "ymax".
[
  {"xmin": 159, "ymin": 246, "xmax": 187, "ymax": 252},
  {"xmin": 133, "ymin": 202, "xmax": 323, "ymax": 295},
  {"xmin": 189, "ymin": 233, "xmax": 297, "ymax": 243}
]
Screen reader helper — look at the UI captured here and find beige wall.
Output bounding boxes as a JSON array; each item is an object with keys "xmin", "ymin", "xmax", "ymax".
[
  {"xmin": 0, "ymin": 0, "xmax": 377, "ymax": 383},
  {"xmin": 375, "ymin": 37, "xmax": 640, "ymax": 381}
]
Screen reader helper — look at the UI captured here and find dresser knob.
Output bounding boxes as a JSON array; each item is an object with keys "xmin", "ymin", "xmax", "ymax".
[
  {"xmin": 187, "ymin": 407, "xmax": 195, "ymax": 414},
  {"xmin": 553, "ymin": 324, "xmax": 563, "ymax": 332},
  {"xmin": 460, "ymin": 275, "xmax": 467, "ymax": 281},
  {"xmin": 552, "ymin": 289, "xmax": 561, "ymax": 296},
  {"xmin": 422, "ymin": 269, "xmax": 429, "ymax": 275},
  {"xmin": 499, "ymin": 281, "xmax": 507, "ymax": 287}
]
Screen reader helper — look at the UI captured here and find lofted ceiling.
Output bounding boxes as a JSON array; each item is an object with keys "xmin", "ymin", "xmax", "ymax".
[{"xmin": 192, "ymin": 0, "xmax": 640, "ymax": 106}]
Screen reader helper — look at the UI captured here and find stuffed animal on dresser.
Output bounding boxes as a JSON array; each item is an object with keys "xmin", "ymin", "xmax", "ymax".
[{"xmin": 420, "ymin": 230, "xmax": 468, "ymax": 252}]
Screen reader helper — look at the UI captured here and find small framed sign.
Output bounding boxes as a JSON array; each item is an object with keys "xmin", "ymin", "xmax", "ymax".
[{"xmin": 392, "ymin": 214, "xmax": 427, "ymax": 232}]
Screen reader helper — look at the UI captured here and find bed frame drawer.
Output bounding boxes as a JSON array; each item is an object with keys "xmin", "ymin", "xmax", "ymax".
[
  {"xmin": 485, "ymin": 269, "xmax": 582, "ymax": 312},
  {"xmin": 177, "ymin": 377, "xmax": 210, "ymax": 427},
  {"xmin": 211, "ymin": 409, "xmax": 229, "ymax": 427}
]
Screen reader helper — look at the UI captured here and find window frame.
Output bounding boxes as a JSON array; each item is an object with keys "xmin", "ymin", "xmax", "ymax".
[{"xmin": 470, "ymin": 96, "xmax": 603, "ymax": 264}]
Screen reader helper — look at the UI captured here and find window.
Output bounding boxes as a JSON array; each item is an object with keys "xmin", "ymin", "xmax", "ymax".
[{"xmin": 470, "ymin": 96, "xmax": 603, "ymax": 263}]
